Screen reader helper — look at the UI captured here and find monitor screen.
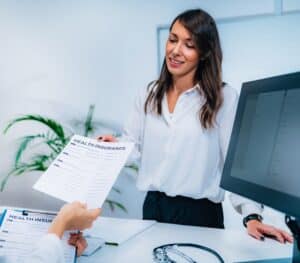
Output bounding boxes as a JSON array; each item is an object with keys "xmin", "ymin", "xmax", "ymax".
[{"xmin": 221, "ymin": 72, "xmax": 300, "ymax": 219}]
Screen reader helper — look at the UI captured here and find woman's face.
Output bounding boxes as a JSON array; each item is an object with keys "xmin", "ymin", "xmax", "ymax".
[{"xmin": 165, "ymin": 20, "xmax": 200, "ymax": 80}]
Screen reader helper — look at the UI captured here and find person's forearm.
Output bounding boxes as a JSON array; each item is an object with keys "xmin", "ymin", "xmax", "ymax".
[
  {"xmin": 48, "ymin": 216, "xmax": 66, "ymax": 239},
  {"xmin": 26, "ymin": 234, "xmax": 65, "ymax": 263}
]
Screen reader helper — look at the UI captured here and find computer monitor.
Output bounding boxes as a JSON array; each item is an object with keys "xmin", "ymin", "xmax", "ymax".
[{"xmin": 220, "ymin": 72, "xmax": 300, "ymax": 263}]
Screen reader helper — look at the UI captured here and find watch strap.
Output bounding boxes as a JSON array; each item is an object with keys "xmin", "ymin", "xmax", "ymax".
[{"xmin": 243, "ymin": 213, "xmax": 263, "ymax": 227}]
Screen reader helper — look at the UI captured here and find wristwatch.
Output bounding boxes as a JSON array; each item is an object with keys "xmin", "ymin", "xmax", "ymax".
[{"xmin": 243, "ymin": 213, "xmax": 263, "ymax": 227}]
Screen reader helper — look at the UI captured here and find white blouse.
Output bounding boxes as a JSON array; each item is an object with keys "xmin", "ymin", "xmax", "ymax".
[{"xmin": 122, "ymin": 83, "xmax": 262, "ymax": 216}]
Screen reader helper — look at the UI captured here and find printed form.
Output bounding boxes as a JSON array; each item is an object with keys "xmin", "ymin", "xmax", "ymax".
[
  {"xmin": 34, "ymin": 135, "xmax": 133, "ymax": 208},
  {"xmin": 0, "ymin": 209, "xmax": 75, "ymax": 262}
]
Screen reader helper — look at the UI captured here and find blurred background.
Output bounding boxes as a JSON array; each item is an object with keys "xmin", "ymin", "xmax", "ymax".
[{"xmin": 0, "ymin": 0, "xmax": 299, "ymax": 230}]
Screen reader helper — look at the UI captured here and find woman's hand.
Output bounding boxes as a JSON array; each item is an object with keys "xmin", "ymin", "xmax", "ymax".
[
  {"xmin": 246, "ymin": 220, "xmax": 293, "ymax": 243},
  {"xmin": 97, "ymin": 134, "xmax": 117, "ymax": 142},
  {"xmin": 68, "ymin": 232, "xmax": 87, "ymax": 256}
]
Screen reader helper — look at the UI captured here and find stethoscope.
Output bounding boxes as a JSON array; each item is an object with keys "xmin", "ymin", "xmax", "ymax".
[{"xmin": 153, "ymin": 243, "xmax": 225, "ymax": 263}]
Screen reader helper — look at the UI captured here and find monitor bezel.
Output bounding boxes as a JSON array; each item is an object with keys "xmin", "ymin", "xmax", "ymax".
[{"xmin": 221, "ymin": 72, "xmax": 300, "ymax": 219}]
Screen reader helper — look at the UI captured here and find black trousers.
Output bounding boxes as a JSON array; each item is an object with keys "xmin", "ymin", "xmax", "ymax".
[{"xmin": 143, "ymin": 191, "xmax": 224, "ymax": 229}]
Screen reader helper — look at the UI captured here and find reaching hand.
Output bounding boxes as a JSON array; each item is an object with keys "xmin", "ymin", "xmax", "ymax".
[
  {"xmin": 68, "ymin": 232, "xmax": 87, "ymax": 256},
  {"xmin": 58, "ymin": 202, "xmax": 100, "ymax": 230},
  {"xmin": 48, "ymin": 202, "xmax": 101, "ymax": 238},
  {"xmin": 97, "ymin": 134, "xmax": 117, "ymax": 142},
  {"xmin": 246, "ymin": 220, "xmax": 293, "ymax": 243}
]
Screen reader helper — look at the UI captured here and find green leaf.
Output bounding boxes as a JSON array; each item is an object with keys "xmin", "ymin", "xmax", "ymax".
[
  {"xmin": 105, "ymin": 199, "xmax": 127, "ymax": 213},
  {"xmin": 40, "ymin": 133, "xmax": 68, "ymax": 154},
  {"xmin": 31, "ymin": 154, "xmax": 52, "ymax": 170},
  {"xmin": 106, "ymin": 200, "xmax": 115, "ymax": 211},
  {"xmin": 13, "ymin": 163, "xmax": 39, "ymax": 175},
  {"xmin": 15, "ymin": 134, "xmax": 45, "ymax": 165},
  {"xmin": 45, "ymin": 139, "xmax": 63, "ymax": 154},
  {"xmin": 112, "ymin": 187, "xmax": 121, "ymax": 194},
  {"xmin": 4, "ymin": 115, "xmax": 67, "ymax": 144},
  {"xmin": 0, "ymin": 170, "xmax": 15, "ymax": 191},
  {"xmin": 125, "ymin": 163, "xmax": 139, "ymax": 172},
  {"xmin": 84, "ymin": 105, "xmax": 95, "ymax": 137},
  {"xmin": 0, "ymin": 164, "xmax": 43, "ymax": 191}
]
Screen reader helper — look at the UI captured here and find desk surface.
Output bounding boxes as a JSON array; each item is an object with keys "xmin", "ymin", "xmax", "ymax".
[
  {"xmin": 78, "ymin": 222, "xmax": 292, "ymax": 263},
  {"xmin": 0, "ymin": 208, "xmax": 292, "ymax": 262}
]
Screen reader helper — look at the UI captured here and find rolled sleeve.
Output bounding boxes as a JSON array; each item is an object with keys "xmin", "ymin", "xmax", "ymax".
[
  {"xmin": 121, "ymin": 86, "xmax": 149, "ymax": 165},
  {"xmin": 230, "ymin": 193, "xmax": 263, "ymax": 216}
]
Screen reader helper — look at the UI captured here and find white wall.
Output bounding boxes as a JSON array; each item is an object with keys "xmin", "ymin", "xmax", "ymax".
[
  {"xmin": 0, "ymin": 0, "xmax": 207, "ymax": 216},
  {"xmin": 0, "ymin": 0, "xmax": 299, "ymax": 230}
]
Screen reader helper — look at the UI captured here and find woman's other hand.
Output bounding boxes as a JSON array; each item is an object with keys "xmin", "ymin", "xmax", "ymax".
[
  {"xmin": 97, "ymin": 134, "xmax": 117, "ymax": 142},
  {"xmin": 246, "ymin": 220, "xmax": 293, "ymax": 243}
]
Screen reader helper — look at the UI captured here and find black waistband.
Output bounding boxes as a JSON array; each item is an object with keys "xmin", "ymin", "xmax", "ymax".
[{"xmin": 143, "ymin": 191, "xmax": 224, "ymax": 228}]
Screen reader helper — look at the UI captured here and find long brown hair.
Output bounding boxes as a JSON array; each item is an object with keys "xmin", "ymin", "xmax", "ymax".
[{"xmin": 144, "ymin": 9, "xmax": 224, "ymax": 129}]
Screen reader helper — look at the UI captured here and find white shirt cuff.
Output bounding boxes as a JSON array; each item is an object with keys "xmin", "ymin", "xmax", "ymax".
[
  {"xmin": 229, "ymin": 193, "xmax": 263, "ymax": 217},
  {"xmin": 241, "ymin": 203, "xmax": 263, "ymax": 217}
]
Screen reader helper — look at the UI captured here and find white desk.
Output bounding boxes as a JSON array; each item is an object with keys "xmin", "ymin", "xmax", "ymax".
[{"xmin": 78, "ymin": 222, "xmax": 292, "ymax": 263}]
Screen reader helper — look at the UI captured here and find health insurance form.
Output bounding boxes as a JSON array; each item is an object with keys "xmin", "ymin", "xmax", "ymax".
[
  {"xmin": 0, "ymin": 209, "xmax": 75, "ymax": 263},
  {"xmin": 34, "ymin": 135, "xmax": 133, "ymax": 208}
]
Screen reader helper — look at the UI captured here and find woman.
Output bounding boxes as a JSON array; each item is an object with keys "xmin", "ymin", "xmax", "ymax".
[{"xmin": 100, "ymin": 9, "xmax": 292, "ymax": 242}]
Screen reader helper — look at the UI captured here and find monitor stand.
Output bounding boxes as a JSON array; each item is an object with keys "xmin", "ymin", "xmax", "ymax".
[{"xmin": 236, "ymin": 217, "xmax": 300, "ymax": 263}]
